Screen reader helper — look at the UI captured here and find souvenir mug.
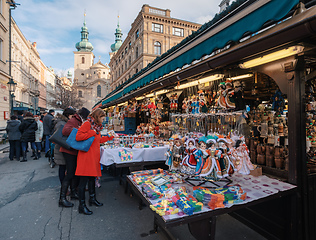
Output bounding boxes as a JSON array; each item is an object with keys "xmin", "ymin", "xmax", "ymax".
[
  {"xmin": 257, "ymin": 122, "xmax": 268, "ymax": 137},
  {"xmin": 274, "ymin": 135, "xmax": 280, "ymax": 147},
  {"xmin": 267, "ymin": 134, "xmax": 275, "ymax": 145}
]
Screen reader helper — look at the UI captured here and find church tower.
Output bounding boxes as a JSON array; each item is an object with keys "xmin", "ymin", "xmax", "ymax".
[
  {"xmin": 74, "ymin": 13, "xmax": 94, "ymax": 85},
  {"xmin": 109, "ymin": 16, "xmax": 123, "ymax": 60}
]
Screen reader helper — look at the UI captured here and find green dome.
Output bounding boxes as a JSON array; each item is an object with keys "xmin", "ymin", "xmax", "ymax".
[
  {"xmin": 111, "ymin": 16, "xmax": 123, "ymax": 52},
  {"xmin": 75, "ymin": 17, "xmax": 93, "ymax": 52}
]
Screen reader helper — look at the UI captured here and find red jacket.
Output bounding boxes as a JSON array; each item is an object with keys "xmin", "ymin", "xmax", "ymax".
[
  {"xmin": 60, "ymin": 114, "xmax": 83, "ymax": 156},
  {"xmin": 75, "ymin": 121, "xmax": 113, "ymax": 177}
]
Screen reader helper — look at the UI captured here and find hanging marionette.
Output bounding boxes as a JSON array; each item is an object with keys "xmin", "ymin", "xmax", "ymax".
[
  {"xmin": 187, "ymin": 96, "xmax": 193, "ymax": 114},
  {"xmin": 216, "ymin": 82, "xmax": 227, "ymax": 109},
  {"xmin": 225, "ymin": 80, "xmax": 236, "ymax": 109},
  {"xmin": 181, "ymin": 138, "xmax": 197, "ymax": 174},
  {"xmin": 195, "ymin": 96, "xmax": 200, "ymax": 114},
  {"xmin": 232, "ymin": 80, "xmax": 246, "ymax": 110},
  {"xmin": 182, "ymin": 98, "xmax": 188, "ymax": 113},
  {"xmin": 174, "ymin": 93, "xmax": 178, "ymax": 111},
  {"xmin": 191, "ymin": 96, "xmax": 196, "ymax": 114},
  {"xmin": 272, "ymin": 89, "xmax": 285, "ymax": 115},
  {"xmin": 198, "ymin": 90, "xmax": 208, "ymax": 113}
]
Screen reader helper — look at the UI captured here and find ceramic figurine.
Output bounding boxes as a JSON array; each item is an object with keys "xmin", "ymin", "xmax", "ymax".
[{"xmin": 217, "ymin": 138, "xmax": 235, "ymax": 177}]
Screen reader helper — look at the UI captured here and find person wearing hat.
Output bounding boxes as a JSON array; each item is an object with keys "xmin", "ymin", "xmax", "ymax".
[
  {"xmin": 217, "ymin": 138, "xmax": 235, "ymax": 177},
  {"xmin": 194, "ymin": 137, "xmax": 208, "ymax": 175}
]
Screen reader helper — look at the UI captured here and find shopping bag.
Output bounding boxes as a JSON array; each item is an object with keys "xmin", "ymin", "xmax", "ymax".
[
  {"xmin": 49, "ymin": 124, "xmax": 71, "ymax": 149},
  {"xmin": 66, "ymin": 128, "xmax": 95, "ymax": 152}
]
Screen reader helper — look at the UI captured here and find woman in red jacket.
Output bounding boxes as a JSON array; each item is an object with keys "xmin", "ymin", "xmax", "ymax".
[{"xmin": 75, "ymin": 108, "xmax": 114, "ymax": 215}]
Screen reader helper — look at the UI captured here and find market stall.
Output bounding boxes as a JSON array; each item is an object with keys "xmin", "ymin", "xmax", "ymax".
[
  {"xmin": 126, "ymin": 169, "xmax": 296, "ymax": 240},
  {"xmin": 95, "ymin": 1, "xmax": 316, "ymax": 239}
]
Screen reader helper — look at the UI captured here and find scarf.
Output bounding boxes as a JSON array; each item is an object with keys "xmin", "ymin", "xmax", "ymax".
[{"xmin": 87, "ymin": 117, "xmax": 103, "ymax": 134}]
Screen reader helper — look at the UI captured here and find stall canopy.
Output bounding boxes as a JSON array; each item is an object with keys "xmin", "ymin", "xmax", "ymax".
[{"xmin": 97, "ymin": 0, "xmax": 299, "ymax": 108}]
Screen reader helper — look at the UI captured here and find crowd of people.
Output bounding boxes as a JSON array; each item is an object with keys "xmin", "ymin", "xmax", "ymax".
[{"xmin": 5, "ymin": 107, "xmax": 113, "ymax": 215}]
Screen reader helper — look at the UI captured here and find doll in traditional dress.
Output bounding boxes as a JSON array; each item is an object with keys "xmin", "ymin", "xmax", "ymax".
[
  {"xmin": 165, "ymin": 140, "xmax": 174, "ymax": 170},
  {"xmin": 172, "ymin": 138, "xmax": 184, "ymax": 171},
  {"xmin": 225, "ymin": 80, "xmax": 235, "ymax": 109},
  {"xmin": 232, "ymin": 139, "xmax": 255, "ymax": 175},
  {"xmin": 217, "ymin": 139, "xmax": 235, "ymax": 177},
  {"xmin": 182, "ymin": 138, "xmax": 197, "ymax": 174},
  {"xmin": 216, "ymin": 82, "xmax": 227, "ymax": 109},
  {"xmin": 191, "ymin": 96, "xmax": 196, "ymax": 114},
  {"xmin": 182, "ymin": 98, "xmax": 188, "ymax": 113},
  {"xmin": 194, "ymin": 137, "xmax": 208, "ymax": 175},
  {"xmin": 199, "ymin": 90, "xmax": 208, "ymax": 113}
]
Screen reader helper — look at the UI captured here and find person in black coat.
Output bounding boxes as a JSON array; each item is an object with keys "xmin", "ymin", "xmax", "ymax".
[
  {"xmin": 19, "ymin": 112, "xmax": 38, "ymax": 162},
  {"xmin": 6, "ymin": 115, "xmax": 21, "ymax": 161},
  {"xmin": 43, "ymin": 109, "xmax": 55, "ymax": 156}
]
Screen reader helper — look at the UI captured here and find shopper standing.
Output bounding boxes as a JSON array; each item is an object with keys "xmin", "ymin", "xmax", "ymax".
[
  {"xmin": 76, "ymin": 108, "xmax": 114, "ymax": 215},
  {"xmin": 19, "ymin": 112, "xmax": 38, "ymax": 162},
  {"xmin": 6, "ymin": 115, "xmax": 21, "ymax": 161},
  {"xmin": 32, "ymin": 115, "xmax": 43, "ymax": 160},
  {"xmin": 58, "ymin": 107, "xmax": 90, "ymax": 208},
  {"xmin": 53, "ymin": 108, "xmax": 76, "ymax": 185},
  {"xmin": 43, "ymin": 109, "xmax": 55, "ymax": 157}
]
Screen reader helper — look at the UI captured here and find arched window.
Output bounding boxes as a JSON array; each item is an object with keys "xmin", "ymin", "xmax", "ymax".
[
  {"xmin": 154, "ymin": 41, "xmax": 161, "ymax": 55},
  {"xmin": 97, "ymin": 85, "xmax": 101, "ymax": 97},
  {"xmin": 81, "ymin": 57, "xmax": 85, "ymax": 64},
  {"xmin": 78, "ymin": 90, "xmax": 83, "ymax": 98},
  {"xmin": 135, "ymin": 47, "xmax": 139, "ymax": 59}
]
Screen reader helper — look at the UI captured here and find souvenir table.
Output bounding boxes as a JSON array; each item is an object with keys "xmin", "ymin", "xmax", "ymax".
[
  {"xmin": 126, "ymin": 172, "xmax": 296, "ymax": 240},
  {"xmin": 100, "ymin": 146, "xmax": 168, "ymax": 185},
  {"xmin": 100, "ymin": 146, "xmax": 168, "ymax": 166}
]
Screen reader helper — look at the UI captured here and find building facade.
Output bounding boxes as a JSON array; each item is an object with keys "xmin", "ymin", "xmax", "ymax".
[
  {"xmin": 0, "ymin": 1, "xmax": 15, "ymax": 128},
  {"xmin": 109, "ymin": 5, "xmax": 202, "ymax": 91},
  {"xmin": 11, "ymin": 18, "xmax": 41, "ymax": 115},
  {"xmin": 73, "ymin": 17, "xmax": 111, "ymax": 110},
  {"xmin": 38, "ymin": 59, "xmax": 47, "ymax": 113}
]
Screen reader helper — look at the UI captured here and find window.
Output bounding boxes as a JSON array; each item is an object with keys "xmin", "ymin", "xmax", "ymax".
[
  {"xmin": 152, "ymin": 23, "xmax": 163, "ymax": 33},
  {"xmin": 173, "ymin": 27, "xmax": 184, "ymax": 37},
  {"xmin": 97, "ymin": 85, "xmax": 101, "ymax": 97},
  {"xmin": 125, "ymin": 61, "xmax": 127, "ymax": 70},
  {"xmin": 125, "ymin": 47, "xmax": 128, "ymax": 53},
  {"xmin": 81, "ymin": 57, "xmax": 85, "ymax": 64},
  {"xmin": 81, "ymin": 73, "xmax": 84, "ymax": 76},
  {"xmin": 129, "ymin": 41, "xmax": 131, "ymax": 49},
  {"xmin": 154, "ymin": 41, "xmax": 161, "ymax": 55},
  {"xmin": 129, "ymin": 56, "xmax": 131, "ymax": 66},
  {"xmin": 135, "ymin": 47, "xmax": 139, "ymax": 59},
  {"xmin": 78, "ymin": 90, "xmax": 83, "ymax": 98},
  {"xmin": 135, "ymin": 30, "xmax": 139, "ymax": 40},
  {"xmin": 135, "ymin": 68, "xmax": 138, "ymax": 73}
]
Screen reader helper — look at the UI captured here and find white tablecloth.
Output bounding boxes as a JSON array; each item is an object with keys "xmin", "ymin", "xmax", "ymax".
[{"xmin": 100, "ymin": 146, "xmax": 168, "ymax": 166}]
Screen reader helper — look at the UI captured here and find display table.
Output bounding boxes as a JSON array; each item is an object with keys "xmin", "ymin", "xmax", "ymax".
[
  {"xmin": 127, "ymin": 173, "xmax": 297, "ymax": 240},
  {"xmin": 100, "ymin": 146, "xmax": 168, "ymax": 166}
]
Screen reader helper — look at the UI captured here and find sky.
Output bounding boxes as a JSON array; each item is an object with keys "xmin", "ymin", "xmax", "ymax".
[{"xmin": 12, "ymin": 0, "xmax": 222, "ymax": 78}]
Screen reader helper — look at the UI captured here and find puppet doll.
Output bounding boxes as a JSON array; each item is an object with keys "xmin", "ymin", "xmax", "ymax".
[
  {"xmin": 232, "ymin": 139, "xmax": 254, "ymax": 175},
  {"xmin": 165, "ymin": 140, "xmax": 174, "ymax": 170},
  {"xmin": 182, "ymin": 98, "xmax": 188, "ymax": 113},
  {"xmin": 216, "ymin": 82, "xmax": 227, "ymax": 109},
  {"xmin": 225, "ymin": 80, "xmax": 236, "ymax": 109},
  {"xmin": 182, "ymin": 138, "xmax": 197, "ymax": 174},
  {"xmin": 233, "ymin": 81, "xmax": 246, "ymax": 110},
  {"xmin": 217, "ymin": 138, "xmax": 235, "ymax": 177},
  {"xmin": 199, "ymin": 90, "xmax": 208, "ymax": 113},
  {"xmin": 194, "ymin": 137, "xmax": 208, "ymax": 175},
  {"xmin": 172, "ymin": 138, "xmax": 184, "ymax": 171}
]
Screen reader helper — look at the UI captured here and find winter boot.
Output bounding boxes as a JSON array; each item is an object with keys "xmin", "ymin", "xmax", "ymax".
[
  {"xmin": 59, "ymin": 181, "xmax": 74, "ymax": 208},
  {"xmin": 79, "ymin": 200, "xmax": 93, "ymax": 215},
  {"xmin": 37, "ymin": 150, "xmax": 41, "ymax": 159},
  {"xmin": 20, "ymin": 151, "xmax": 27, "ymax": 162},
  {"xmin": 70, "ymin": 188, "xmax": 79, "ymax": 200},
  {"xmin": 31, "ymin": 149, "xmax": 35, "ymax": 158},
  {"xmin": 88, "ymin": 179, "xmax": 103, "ymax": 207},
  {"xmin": 33, "ymin": 150, "xmax": 39, "ymax": 160}
]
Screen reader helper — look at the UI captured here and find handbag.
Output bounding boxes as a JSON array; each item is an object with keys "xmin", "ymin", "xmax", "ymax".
[
  {"xmin": 66, "ymin": 128, "xmax": 95, "ymax": 152},
  {"xmin": 49, "ymin": 124, "xmax": 71, "ymax": 149}
]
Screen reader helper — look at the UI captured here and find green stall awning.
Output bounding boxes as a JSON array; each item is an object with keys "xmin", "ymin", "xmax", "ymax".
[{"xmin": 103, "ymin": 0, "xmax": 299, "ymax": 106}]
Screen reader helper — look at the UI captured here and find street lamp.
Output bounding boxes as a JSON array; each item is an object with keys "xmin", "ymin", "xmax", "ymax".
[{"xmin": 7, "ymin": 77, "xmax": 17, "ymax": 116}]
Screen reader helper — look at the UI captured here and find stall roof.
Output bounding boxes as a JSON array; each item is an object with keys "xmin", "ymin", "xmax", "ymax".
[{"xmin": 96, "ymin": 0, "xmax": 300, "ymax": 108}]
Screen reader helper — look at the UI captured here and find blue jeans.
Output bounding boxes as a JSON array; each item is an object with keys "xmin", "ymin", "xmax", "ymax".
[
  {"xmin": 9, "ymin": 140, "xmax": 20, "ymax": 160},
  {"xmin": 45, "ymin": 135, "xmax": 51, "ymax": 153},
  {"xmin": 21, "ymin": 142, "xmax": 35, "ymax": 152},
  {"xmin": 31, "ymin": 142, "xmax": 42, "ymax": 151}
]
